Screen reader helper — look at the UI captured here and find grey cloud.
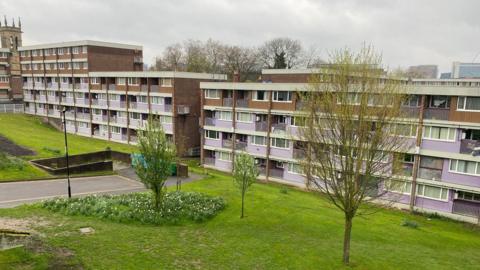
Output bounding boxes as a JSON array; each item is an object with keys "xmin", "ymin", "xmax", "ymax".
[{"xmin": 1, "ymin": 0, "xmax": 479, "ymax": 73}]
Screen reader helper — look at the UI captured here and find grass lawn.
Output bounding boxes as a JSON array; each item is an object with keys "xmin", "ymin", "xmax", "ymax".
[
  {"xmin": 1, "ymin": 167, "xmax": 479, "ymax": 269},
  {"xmin": 0, "ymin": 114, "xmax": 137, "ymax": 181}
]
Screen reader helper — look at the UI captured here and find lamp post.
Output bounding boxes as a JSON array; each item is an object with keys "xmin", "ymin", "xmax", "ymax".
[{"xmin": 62, "ymin": 107, "xmax": 72, "ymax": 198}]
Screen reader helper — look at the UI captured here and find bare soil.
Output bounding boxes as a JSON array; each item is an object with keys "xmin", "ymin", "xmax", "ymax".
[{"xmin": 0, "ymin": 135, "xmax": 36, "ymax": 156}]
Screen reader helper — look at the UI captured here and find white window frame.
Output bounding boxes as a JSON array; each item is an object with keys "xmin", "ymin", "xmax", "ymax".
[
  {"xmin": 252, "ymin": 90, "xmax": 269, "ymax": 101},
  {"xmin": 205, "ymin": 130, "xmax": 220, "ymax": 140},
  {"xmin": 271, "ymin": 137, "xmax": 289, "ymax": 149},
  {"xmin": 117, "ymin": 78, "xmax": 126, "ymax": 85},
  {"xmin": 216, "ymin": 111, "xmax": 232, "ymax": 121},
  {"xmin": 287, "ymin": 163, "xmax": 304, "ymax": 175},
  {"xmin": 423, "ymin": 126, "xmax": 456, "ymax": 142},
  {"xmin": 416, "ymin": 184, "xmax": 449, "ymax": 201},
  {"xmin": 236, "ymin": 112, "xmax": 252, "ymax": 122},
  {"xmin": 217, "ymin": 151, "xmax": 232, "ymax": 162},
  {"xmin": 457, "ymin": 96, "xmax": 480, "ymax": 112},
  {"xmin": 449, "ymin": 159, "xmax": 480, "ymax": 176},
  {"xmin": 205, "ymin": 89, "xmax": 220, "ymax": 99},
  {"xmin": 272, "ymin": 91, "xmax": 292, "ymax": 102},
  {"xmin": 251, "ymin": 136, "xmax": 267, "ymax": 146}
]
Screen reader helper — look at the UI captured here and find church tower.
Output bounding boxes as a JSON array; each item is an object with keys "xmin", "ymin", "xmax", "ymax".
[
  {"xmin": 0, "ymin": 17, "xmax": 23, "ymax": 101},
  {"xmin": 0, "ymin": 16, "xmax": 22, "ymax": 51}
]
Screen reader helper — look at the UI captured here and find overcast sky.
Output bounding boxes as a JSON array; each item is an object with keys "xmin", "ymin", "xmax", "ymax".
[{"xmin": 1, "ymin": 0, "xmax": 479, "ymax": 73}]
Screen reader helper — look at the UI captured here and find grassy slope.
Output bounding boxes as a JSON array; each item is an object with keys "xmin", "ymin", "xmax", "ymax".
[
  {"xmin": 1, "ymin": 168, "xmax": 479, "ymax": 269},
  {"xmin": 0, "ymin": 114, "xmax": 136, "ymax": 181}
]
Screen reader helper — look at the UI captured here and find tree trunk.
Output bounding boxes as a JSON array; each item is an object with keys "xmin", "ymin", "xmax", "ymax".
[
  {"xmin": 343, "ymin": 216, "xmax": 353, "ymax": 264},
  {"xmin": 241, "ymin": 191, "xmax": 245, "ymax": 218}
]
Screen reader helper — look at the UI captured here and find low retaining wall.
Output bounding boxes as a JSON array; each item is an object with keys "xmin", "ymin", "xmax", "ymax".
[{"xmin": 31, "ymin": 150, "xmax": 130, "ymax": 175}]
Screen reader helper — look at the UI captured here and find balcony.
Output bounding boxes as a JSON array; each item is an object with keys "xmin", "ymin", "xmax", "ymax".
[
  {"xmin": 295, "ymin": 101, "xmax": 305, "ymax": 111},
  {"xmin": 205, "ymin": 117, "xmax": 215, "ymax": 126},
  {"xmin": 222, "ymin": 98, "xmax": 233, "ymax": 107},
  {"xmin": 270, "ymin": 168, "xmax": 284, "ymax": 178},
  {"xmin": 255, "ymin": 121, "xmax": 268, "ymax": 132},
  {"xmin": 236, "ymin": 99, "xmax": 249, "ymax": 108},
  {"xmin": 401, "ymin": 107, "xmax": 420, "ymax": 118},
  {"xmin": 235, "ymin": 141, "xmax": 247, "ymax": 151},
  {"xmin": 141, "ymin": 85, "xmax": 148, "ymax": 92},
  {"xmin": 164, "ymin": 104, "xmax": 172, "ymax": 112},
  {"xmin": 134, "ymin": 56, "xmax": 143, "ymax": 63},
  {"xmin": 272, "ymin": 123, "xmax": 287, "ymax": 134},
  {"xmin": 293, "ymin": 148, "xmax": 306, "ymax": 159},
  {"xmin": 150, "ymin": 85, "xmax": 159, "ymax": 92},
  {"xmin": 204, "ymin": 157, "xmax": 215, "ymax": 166},
  {"xmin": 452, "ymin": 200, "xmax": 480, "ymax": 217},
  {"xmin": 129, "ymin": 102, "xmax": 138, "ymax": 109},
  {"xmin": 109, "ymin": 84, "xmax": 116, "ymax": 90},
  {"xmin": 257, "ymin": 166, "xmax": 267, "ymax": 176},
  {"xmin": 460, "ymin": 140, "xmax": 480, "ymax": 155},
  {"xmin": 424, "ymin": 108, "xmax": 449, "ymax": 120},
  {"xmin": 222, "ymin": 139, "xmax": 233, "ymax": 148}
]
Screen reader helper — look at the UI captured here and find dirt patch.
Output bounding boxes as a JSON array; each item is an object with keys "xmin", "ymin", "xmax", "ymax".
[
  {"xmin": 0, "ymin": 217, "xmax": 48, "ymax": 234},
  {"xmin": 0, "ymin": 135, "xmax": 36, "ymax": 156}
]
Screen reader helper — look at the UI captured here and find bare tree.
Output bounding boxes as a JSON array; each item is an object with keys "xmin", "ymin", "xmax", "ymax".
[
  {"xmin": 223, "ymin": 45, "xmax": 260, "ymax": 81},
  {"xmin": 162, "ymin": 43, "xmax": 185, "ymax": 71},
  {"xmin": 258, "ymin": 37, "xmax": 303, "ymax": 69},
  {"xmin": 204, "ymin": 39, "xmax": 226, "ymax": 74},
  {"xmin": 184, "ymin": 39, "xmax": 209, "ymax": 72},
  {"xmin": 297, "ymin": 45, "xmax": 409, "ymax": 264},
  {"xmin": 302, "ymin": 45, "xmax": 326, "ymax": 68}
]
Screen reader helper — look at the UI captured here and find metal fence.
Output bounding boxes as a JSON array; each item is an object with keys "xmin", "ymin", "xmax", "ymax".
[{"xmin": 0, "ymin": 103, "xmax": 24, "ymax": 113}]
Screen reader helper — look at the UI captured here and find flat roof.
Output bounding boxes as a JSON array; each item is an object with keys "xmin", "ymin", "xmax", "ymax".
[
  {"xmin": 0, "ymin": 48, "xmax": 10, "ymax": 53},
  {"xmin": 18, "ymin": 40, "xmax": 142, "ymax": 51},
  {"xmin": 88, "ymin": 71, "xmax": 227, "ymax": 80},
  {"xmin": 200, "ymin": 82, "xmax": 480, "ymax": 96}
]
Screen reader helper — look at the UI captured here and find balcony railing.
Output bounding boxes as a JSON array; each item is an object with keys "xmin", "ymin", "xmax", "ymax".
[
  {"xmin": 205, "ymin": 117, "xmax": 215, "ymax": 126},
  {"xmin": 141, "ymin": 85, "xmax": 148, "ymax": 92},
  {"xmin": 109, "ymin": 84, "xmax": 116, "ymax": 90},
  {"xmin": 150, "ymin": 85, "xmax": 159, "ymax": 92},
  {"xmin": 401, "ymin": 107, "xmax": 421, "ymax": 118},
  {"xmin": 255, "ymin": 121, "xmax": 268, "ymax": 132},
  {"xmin": 222, "ymin": 98, "xmax": 233, "ymax": 107},
  {"xmin": 204, "ymin": 157, "xmax": 215, "ymax": 165},
  {"xmin": 272, "ymin": 123, "xmax": 287, "ymax": 133},
  {"xmin": 270, "ymin": 168, "xmax": 284, "ymax": 178},
  {"xmin": 460, "ymin": 140, "xmax": 480, "ymax": 155},
  {"xmin": 452, "ymin": 200, "xmax": 480, "ymax": 217},
  {"xmin": 257, "ymin": 166, "xmax": 267, "ymax": 176},
  {"xmin": 293, "ymin": 148, "xmax": 306, "ymax": 159},
  {"xmin": 424, "ymin": 108, "xmax": 449, "ymax": 120},
  {"xmin": 236, "ymin": 99, "xmax": 249, "ymax": 108},
  {"xmin": 295, "ymin": 101, "xmax": 305, "ymax": 110},
  {"xmin": 222, "ymin": 139, "xmax": 233, "ymax": 148},
  {"xmin": 235, "ymin": 141, "xmax": 247, "ymax": 151},
  {"xmin": 164, "ymin": 104, "xmax": 172, "ymax": 112}
]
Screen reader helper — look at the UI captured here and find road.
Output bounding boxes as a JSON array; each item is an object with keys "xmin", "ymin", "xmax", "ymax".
[{"xmin": 0, "ymin": 171, "xmax": 202, "ymax": 208}]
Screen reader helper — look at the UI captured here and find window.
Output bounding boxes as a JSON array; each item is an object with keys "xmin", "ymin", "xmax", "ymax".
[
  {"xmin": 216, "ymin": 111, "xmax": 232, "ymax": 121},
  {"xmin": 429, "ymin": 96, "xmax": 449, "ymax": 108},
  {"xmin": 457, "ymin": 96, "xmax": 480, "ymax": 111},
  {"xmin": 287, "ymin": 163, "xmax": 304, "ymax": 174},
  {"xmin": 217, "ymin": 151, "xmax": 232, "ymax": 161},
  {"xmin": 159, "ymin": 115, "xmax": 172, "ymax": 124},
  {"xmin": 138, "ymin": 96, "xmax": 148, "ymax": 103},
  {"xmin": 83, "ymin": 62, "xmax": 88, "ymax": 70},
  {"xmin": 82, "ymin": 46, "xmax": 88, "ymax": 53},
  {"xmin": 90, "ymin": 77, "xmax": 99, "ymax": 84},
  {"xmin": 150, "ymin": 96, "xmax": 163, "ymax": 104},
  {"xmin": 385, "ymin": 180, "xmax": 412, "ymax": 194},
  {"xmin": 236, "ymin": 112, "xmax": 251, "ymax": 122},
  {"xmin": 251, "ymin": 136, "xmax": 267, "ymax": 146},
  {"xmin": 205, "ymin": 89, "xmax": 220, "ymax": 99},
  {"xmin": 111, "ymin": 126, "xmax": 121, "ymax": 134},
  {"xmin": 205, "ymin": 130, "xmax": 220, "ymax": 139},
  {"xmin": 130, "ymin": 112, "xmax": 140, "ymax": 119},
  {"xmin": 403, "ymin": 95, "xmax": 420, "ymax": 107},
  {"xmin": 291, "ymin": 116, "xmax": 306, "ymax": 127},
  {"xmin": 72, "ymin": 62, "xmax": 80, "ymax": 69},
  {"xmin": 57, "ymin": 48, "xmax": 64, "ymax": 55},
  {"xmin": 418, "ymin": 156, "xmax": 443, "ymax": 180},
  {"xmin": 117, "ymin": 78, "xmax": 126, "ymax": 85},
  {"xmin": 423, "ymin": 126, "xmax": 456, "ymax": 141},
  {"xmin": 58, "ymin": 63, "xmax": 65, "ymax": 69},
  {"xmin": 78, "ymin": 122, "xmax": 89, "ymax": 128},
  {"xmin": 72, "ymin": 47, "xmax": 80, "ymax": 54},
  {"xmin": 253, "ymin": 90, "xmax": 268, "ymax": 101},
  {"xmin": 393, "ymin": 124, "xmax": 417, "ymax": 137},
  {"xmin": 457, "ymin": 191, "xmax": 480, "ymax": 202},
  {"xmin": 161, "ymin": 78, "xmax": 172, "ymax": 87},
  {"xmin": 32, "ymin": 50, "xmax": 38, "ymax": 56},
  {"xmin": 273, "ymin": 91, "xmax": 292, "ymax": 102},
  {"xmin": 416, "ymin": 184, "xmax": 448, "ymax": 200},
  {"xmin": 109, "ymin": 94, "xmax": 120, "ymax": 101},
  {"xmin": 127, "ymin": 78, "xmax": 138, "ymax": 85},
  {"xmin": 271, "ymin": 137, "xmax": 289, "ymax": 148},
  {"xmin": 449, "ymin": 159, "xmax": 480, "ymax": 176}
]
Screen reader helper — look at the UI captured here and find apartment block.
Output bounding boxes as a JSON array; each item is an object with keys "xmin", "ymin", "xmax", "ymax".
[
  {"xmin": 200, "ymin": 69, "xmax": 480, "ymax": 222},
  {"xmin": 20, "ymin": 41, "xmax": 226, "ymax": 155}
]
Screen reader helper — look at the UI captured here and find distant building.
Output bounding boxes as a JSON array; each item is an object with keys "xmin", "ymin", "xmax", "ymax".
[
  {"xmin": 452, "ymin": 62, "xmax": 480, "ymax": 78},
  {"xmin": 407, "ymin": 65, "xmax": 438, "ymax": 79},
  {"xmin": 440, "ymin": 72, "xmax": 451, "ymax": 79},
  {"xmin": 0, "ymin": 16, "xmax": 23, "ymax": 102}
]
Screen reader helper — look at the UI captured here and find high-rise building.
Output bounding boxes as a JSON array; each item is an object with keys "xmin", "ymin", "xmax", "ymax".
[
  {"xmin": 452, "ymin": 62, "xmax": 480, "ymax": 78},
  {"xmin": 200, "ymin": 68, "xmax": 480, "ymax": 222}
]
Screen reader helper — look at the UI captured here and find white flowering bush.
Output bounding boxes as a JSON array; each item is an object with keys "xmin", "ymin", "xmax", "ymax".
[{"xmin": 42, "ymin": 192, "xmax": 226, "ymax": 225}]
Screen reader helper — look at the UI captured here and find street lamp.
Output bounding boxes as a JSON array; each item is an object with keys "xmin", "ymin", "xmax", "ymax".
[{"xmin": 62, "ymin": 107, "xmax": 72, "ymax": 198}]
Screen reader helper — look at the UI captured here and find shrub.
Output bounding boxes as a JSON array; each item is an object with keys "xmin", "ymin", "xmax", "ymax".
[
  {"xmin": 42, "ymin": 191, "xmax": 226, "ymax": 225},
  {"xmin": 401, "ymin": 219, "xmax": 419, "ymax": 229},
  {"xmin": 280, "ymin": 187, "xmax": 289, "ymax": 194},
  {"xmin": 0, "ymin": 152, "xmax": 26, "ymax": 170}
]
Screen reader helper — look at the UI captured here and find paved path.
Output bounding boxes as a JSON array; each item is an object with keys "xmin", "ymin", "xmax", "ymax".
[{"xmin": 0, "ymin": 171, "xmax": 203, "ymax": 208}]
